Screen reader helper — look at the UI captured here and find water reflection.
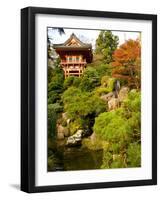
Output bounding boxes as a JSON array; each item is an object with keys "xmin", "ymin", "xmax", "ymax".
[{"xmin": 48, "ymin": 140, "xmax": 103, "ymax": 171}]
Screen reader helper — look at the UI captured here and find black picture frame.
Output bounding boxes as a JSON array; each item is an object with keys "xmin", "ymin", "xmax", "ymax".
[{"xmin": 21, "ymin": 6, "xmax": 157, "ymax": 193}]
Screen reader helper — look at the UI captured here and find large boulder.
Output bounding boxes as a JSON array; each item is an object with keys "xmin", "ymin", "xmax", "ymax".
[
  {"xmin": 64, "ymin": 127, "xmax": 70, "ymax": 137},
  {"xmin": 66, "ymin": 130, "xmax": 83, "ymax": 147},
  {"xmin": 100, "ymin": 92, "xmax": 115, "ymax": 103},
  {"xmin": 108, "ymin": 98, "xmax": 120, "ymax": 111},
  {"xmin": 57, "ymin": 125, "xmax": 69, "ymax": 140},
  {"xmin": 118, "ymin": 87, "xmax": 129, "ymax": 102}
]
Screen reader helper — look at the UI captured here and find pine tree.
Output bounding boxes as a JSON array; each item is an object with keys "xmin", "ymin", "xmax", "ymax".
[{"xmin": 95, "ymin": 30, "xmax": 119, "ymax": 63}]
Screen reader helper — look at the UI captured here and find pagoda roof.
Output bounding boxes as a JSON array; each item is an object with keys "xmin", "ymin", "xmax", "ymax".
[{"xmin": 53, "ymin": 33, "xmax": 92, "ymax": 50}]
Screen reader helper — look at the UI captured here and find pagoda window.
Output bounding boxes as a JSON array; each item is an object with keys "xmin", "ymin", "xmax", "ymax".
[
  {"xmin": 76, "ymin": 56, "xmax": 80, "ymax": 62},
  {"xmin": 67, "ymin": 56, "xmax": 72, "ymax": 62}
]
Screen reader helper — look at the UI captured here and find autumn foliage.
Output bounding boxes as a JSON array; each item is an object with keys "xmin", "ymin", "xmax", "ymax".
[{"xmin": 111, "ymin": 39, "xmax": 141, "ymax": 89}]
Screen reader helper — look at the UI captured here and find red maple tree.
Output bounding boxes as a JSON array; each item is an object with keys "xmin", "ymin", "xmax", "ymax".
[{"xmin": 111, "ymin": 39, "xmax": 141, "ymax": 89}]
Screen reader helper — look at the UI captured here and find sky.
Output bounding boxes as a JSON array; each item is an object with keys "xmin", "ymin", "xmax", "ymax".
[{"xmin": 48, "ymin": 28, "xmax": 140, "ymax": 49}]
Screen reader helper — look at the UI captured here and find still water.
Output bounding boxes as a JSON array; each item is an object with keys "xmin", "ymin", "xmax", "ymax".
[{"xmin": 48, "ymin": 140, "xmax": 103, "ymax": 171}]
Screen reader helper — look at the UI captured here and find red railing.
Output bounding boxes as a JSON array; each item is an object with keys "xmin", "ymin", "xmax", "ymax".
[{"xmin": 61, "ymin": 60, "xmax": 86, "ymax": 65}]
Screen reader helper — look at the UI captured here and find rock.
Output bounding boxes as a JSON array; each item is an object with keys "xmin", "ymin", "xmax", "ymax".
[
  {"xmin": 118, "ymin": 87, "xmax": 129, "ymax": 102},
  {"xmin": 90, "ymin": 132, "xmax": 96, "ymax": 142},
  {"xmin": 67, "ymin": 119, "xmax": 71, "ymax": 125},
  {"xmin": 100, "ymin": 92, "xmax": 115, "ymax": 102},
  {"xmin": 62, "ymin": 112, "xmax": 71, "ymax": 125},
  {"xmin": 57, "ymin": 125, "xmax": 69, "ymax": 140},
  {"xmin": 57, "ymin": 131, "xmax": 64, "ymax": 140},
  {"xmin": 64, "ymin": 127, "xmax": 70, "ymax": 137},
  {"xmin": 108, "ymin": 98, "xmax": 120, "ymax": 111},
  {"xmin": 66, "ymin": 137, "xmax": 82, "ymax": 147},
  {"xmin": 75, "ymin": 130, "xmax": 83, "ymax": 138},
  {"xmin": 66, "ymin": 130, "xmax": 83, "ymax": 147}
]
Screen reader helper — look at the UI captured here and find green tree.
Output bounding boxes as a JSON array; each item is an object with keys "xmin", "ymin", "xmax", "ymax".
[
  {"xmin": 62, "ymin": 87, "xmax": 106, "ymax": 135},
  {"xmin": 79, "ymin": 67, "xmax": 100, "ymax": 91},
  {"xmin": 94, "ymin": 109, "xmax": 132, "ymax": 143},
  {"xmin": 48, "ymin": 60, "xmax": 64, "ymax": 104},
  {"xmin": 95, "ymin": 30, "xmax": 119, "ymax": 63},
  {"xmin": 62, "ymin": 87, "xmax": 106, "ymax": 119},
  {"xmin": 127, "ymin": 142, "xmax": 141, "ymax": 167},
  {"xmin": 63, "ymin": 76, "xmax": 81, "ymax": 89},
  {"xmin": 48, "ymin": 103, "xmax": 63, "ymax": 139}
]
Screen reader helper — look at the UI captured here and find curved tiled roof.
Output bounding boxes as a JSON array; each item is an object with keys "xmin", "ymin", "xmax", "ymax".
[{"xmin": 53, "ymin": 33, "xmax": 92, "ymax": 49}]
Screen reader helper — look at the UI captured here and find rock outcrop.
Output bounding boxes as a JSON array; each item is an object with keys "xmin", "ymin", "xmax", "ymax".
[
  {"xmin": 100, "ymin": 86, "xmax": 129, "ymax": 111},
  {"xmin": 108, "ymin": 98, "xmax": 120, "ymax": 111},
  {"xmin": 57, "ymin": 125, "xmax": 69, "ymax": 140},
  {"xmin": 118, "ymin": 87, "xmax": 129, "ymax": 102},
  {"xmin": 66, "ymin": 130, "xmax": 83, "ymax": 147},
  {"xmin": 100, "ymin": 92, "xmax": 115, "ymax": 103}
]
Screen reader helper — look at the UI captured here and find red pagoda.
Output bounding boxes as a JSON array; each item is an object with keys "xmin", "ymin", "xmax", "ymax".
[{"xmin": 54, "ymin": 33, "xmax": 93, "ymax": 78}]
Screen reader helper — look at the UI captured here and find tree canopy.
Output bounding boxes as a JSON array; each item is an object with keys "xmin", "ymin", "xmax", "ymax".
[
  {"xmin": 111, "ymin": 39, "xmax": 141, "ymax": 89},
  {"xmin": 62, "ymin": 87, "xmax": 106, "ymax": 120},
  {"xmin": 95, "ymin": 30, "xmax": 119, "ymax": 63}
]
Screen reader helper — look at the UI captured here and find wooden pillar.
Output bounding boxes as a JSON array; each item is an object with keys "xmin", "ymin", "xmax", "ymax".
[
  {"xmin": 66, "ymin": 64, "xmax": 68, "ymax": 78},
  {"xmin": 65, "ymin": 69, "xmax": 66, "ymax": 78},
  {"xmin": 67, "ymin": 65, "xmax": 69, "ymax": 77}
]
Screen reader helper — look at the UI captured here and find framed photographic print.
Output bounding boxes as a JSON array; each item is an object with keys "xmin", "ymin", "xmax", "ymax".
[{"xmin": 21, "ymin": 7, "xmax": 157, "ymax": 193}]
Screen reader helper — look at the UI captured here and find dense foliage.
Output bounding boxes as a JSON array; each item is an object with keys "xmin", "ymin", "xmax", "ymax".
[
  {"xmin": 48, "ymin": 103, "xmax": 63, "ymax": 138},
  {"xmin": 63, "ymin": 76, "xmax": 81, "ymax": 89},
  {"xmin": 94, "ymin": 90, "xmax": 141, "ymax": 168},
  {"xmin": 48, "ymin": 59, "xmax": 64, "ymax": 104},
  {"xmin": 62, "ymin": 87, "xmax": 106, "ymax": 135}
]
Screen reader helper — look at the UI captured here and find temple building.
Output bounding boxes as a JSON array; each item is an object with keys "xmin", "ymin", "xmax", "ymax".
[{"xmin": 54, "ymin": 33, "xmax": 93, "ymax": 78}]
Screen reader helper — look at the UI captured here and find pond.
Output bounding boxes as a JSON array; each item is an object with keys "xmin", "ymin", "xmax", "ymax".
[{"xmin": 48, "ymin": 139, "xmax": 103, "ymax": 171}]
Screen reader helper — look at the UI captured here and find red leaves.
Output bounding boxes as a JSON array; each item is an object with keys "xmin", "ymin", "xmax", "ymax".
[
  {"xmin": 111, "ymin": 39, "xmax": 141, "ymax": 89},
  {"xmin": 113, "ymin": 39, "xmax": 141, "ymax": 62}
]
